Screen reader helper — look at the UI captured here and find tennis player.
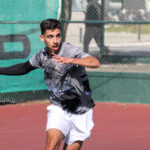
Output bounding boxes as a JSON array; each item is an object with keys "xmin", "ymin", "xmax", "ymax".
[{"xmin": 0, "ymin": 19, "xmax": 100, "ymax": 150}]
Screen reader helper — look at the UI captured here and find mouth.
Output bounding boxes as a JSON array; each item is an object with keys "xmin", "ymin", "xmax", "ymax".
[{"xmin": 52, "ymin": 45, "xmax": 59, "ymax": 51}]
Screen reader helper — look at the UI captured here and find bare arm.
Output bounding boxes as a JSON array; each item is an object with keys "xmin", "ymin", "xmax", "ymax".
[
  {"xmin": 52, "ymin": 54, "xmax": 100, "ymax": 68},
  {"xmin": 71, "ymin": 56, "xmax": 100, "ymax": 68}
]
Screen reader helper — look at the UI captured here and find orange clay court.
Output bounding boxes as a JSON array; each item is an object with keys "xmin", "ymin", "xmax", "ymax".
[{"xmin": 0, "ymin": 101, "xmax": 150, "ymax": 150}]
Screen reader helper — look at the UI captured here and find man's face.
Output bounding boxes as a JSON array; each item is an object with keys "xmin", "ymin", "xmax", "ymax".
[{"xmin": 40, "ymin": 28, "xmax": 61, "ymax": 53}]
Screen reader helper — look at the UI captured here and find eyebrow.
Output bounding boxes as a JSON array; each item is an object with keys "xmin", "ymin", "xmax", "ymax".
[
  {"xmin": 56, "ymin": 33, "xmax": 61, "ymax": 36},
  {"xmin": 46, "ymin": 33, "xmax": 61, "ymax": 37},
  {"xmin": 47, "ymin": 34, "xmax": 53, "ymax": 38}
]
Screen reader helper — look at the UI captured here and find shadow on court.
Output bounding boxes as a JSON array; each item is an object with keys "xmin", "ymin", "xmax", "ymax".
[{"xmin": 0, "ymin": 101, "xmax": 150, "ymax": 150}]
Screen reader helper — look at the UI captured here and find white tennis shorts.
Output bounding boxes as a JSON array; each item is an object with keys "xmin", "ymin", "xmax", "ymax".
[{"xmin": 46, "ymin": 104, "xmax": 94, "ymax": 145}]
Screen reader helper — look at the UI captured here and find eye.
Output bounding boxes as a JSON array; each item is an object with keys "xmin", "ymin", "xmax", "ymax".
[
  {"xmin": 47, "ymin": 35, "xmax": 53, "ymax": 39},
  {"xmin": 56, "ymin": 33, "xmax": 61, "ymax": 38}
]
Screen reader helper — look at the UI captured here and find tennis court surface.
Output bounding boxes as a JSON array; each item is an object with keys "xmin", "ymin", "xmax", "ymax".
[{"xmin": 0, "ymin": 101, "xmax": 150, "ymax": 150}]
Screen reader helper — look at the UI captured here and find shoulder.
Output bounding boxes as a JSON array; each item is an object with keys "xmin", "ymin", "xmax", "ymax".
[
  {"xmin": 61, "ymin": 42, "xmax": 77, "ymax": 50},
  {"xmin": 60, "ymin": 42, "xmax": 80, "ymax": 56},
  {"xmin": 33, "ymin": 48, "xmax": 48, "ymax": 58},
  {"xmin": 60, "ymin": 42, "xmax": 90, "ymax": 58},
  {"xmin": 29, "ymin": 48, "xmax": 46, "ymax": 67}
]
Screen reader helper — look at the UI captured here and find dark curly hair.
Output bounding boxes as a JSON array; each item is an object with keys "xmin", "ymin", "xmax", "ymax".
[{"xmin": 40, "ymin": 19, "xmax": 61, "ymax": 35}]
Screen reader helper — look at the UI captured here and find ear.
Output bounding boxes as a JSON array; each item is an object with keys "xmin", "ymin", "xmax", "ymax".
[{"xmin": 40, "ymin": 35, "xmax": 44, "ymax": 42}]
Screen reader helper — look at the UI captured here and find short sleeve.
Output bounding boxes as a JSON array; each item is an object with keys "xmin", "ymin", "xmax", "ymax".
[
  {"xmin": 74, "ymin": 48, "xmax": 90, "ymax": 58},
  {"xmin": 29, "ymin": 52, "xmax": 42, "ymax": 68},
  {"xmin": 61, "ymin": 43, "xmax": 90, "ymax": 59}
]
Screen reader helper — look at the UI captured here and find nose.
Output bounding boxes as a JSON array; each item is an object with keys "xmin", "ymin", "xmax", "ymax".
[{"xmin": 53, "ymin": 37, "xmax": 58, "ymax": 43}]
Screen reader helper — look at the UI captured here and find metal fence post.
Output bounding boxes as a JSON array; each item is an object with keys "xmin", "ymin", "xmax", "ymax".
[
  {"xmin": 61, "ymin": 0, "xmax": 65, "ymax": 42},
  {"xmin": 100, "ymin": 0, "xmax": 105, "ymax": 55},
  {"xmin": 138, "ymin": 24, "xmax": 141, "ymax": 41}
]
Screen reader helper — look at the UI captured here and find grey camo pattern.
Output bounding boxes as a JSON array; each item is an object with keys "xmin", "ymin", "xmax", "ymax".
[{"xmin": 29, "ymin": 42, "xmax": 95, "ymax": 114}]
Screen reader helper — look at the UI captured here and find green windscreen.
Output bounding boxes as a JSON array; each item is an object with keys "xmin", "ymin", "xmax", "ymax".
[{"xmin": 0, "ymin": 0, "xmax": 61, "ymax": 93}]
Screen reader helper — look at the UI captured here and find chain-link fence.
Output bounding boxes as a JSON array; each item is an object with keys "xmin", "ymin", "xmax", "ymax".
[
  {"xmin": 62, "ymin": 0, "xmax": 150, "ymax": 73},
  {"xmin": 1, "ymin": 0, "xmax": 150, "ymax": 103},
  {"xmin": 0, "ymin": 0, "xmax": 61, "ymax": 103}
]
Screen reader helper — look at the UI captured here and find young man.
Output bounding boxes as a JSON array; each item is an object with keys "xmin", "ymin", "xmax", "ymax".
[{"xmin": 0, "ymin": 19, "xmax": 100, "ymax": 150}]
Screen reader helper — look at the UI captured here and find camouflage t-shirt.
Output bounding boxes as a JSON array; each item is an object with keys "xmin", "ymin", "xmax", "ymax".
[{"xmin": 29, "ymin": 42, "xmax": 95, "ymax": 114}]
